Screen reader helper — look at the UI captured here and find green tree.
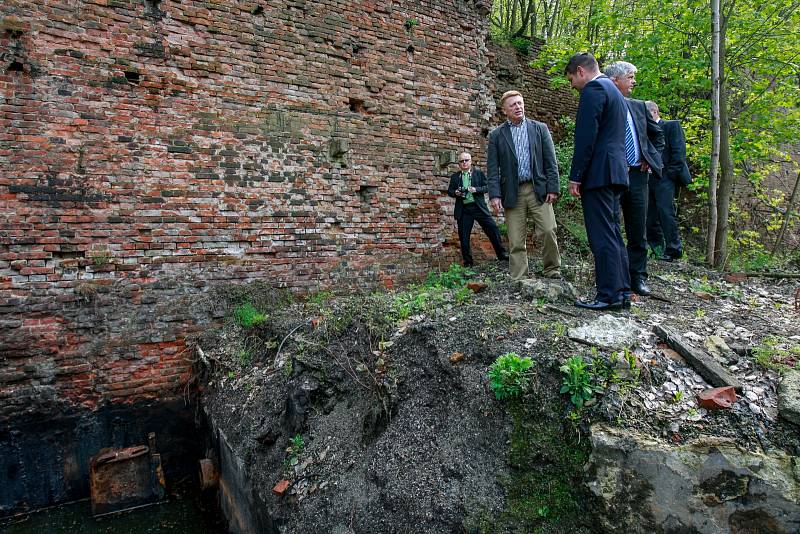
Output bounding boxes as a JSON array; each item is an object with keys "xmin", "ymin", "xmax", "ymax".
[{"xmin": 523, "ymin": 0, "xmax": 800, "ymax": 266}]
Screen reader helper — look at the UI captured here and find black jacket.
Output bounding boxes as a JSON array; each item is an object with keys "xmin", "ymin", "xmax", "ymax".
[
  {"xmin": 659, "ymin": 119, "xmax": 692, "ymax": 185},
  {"xmin": 448, "ymin": 167, "xmax": 492, "ymax": 219}
]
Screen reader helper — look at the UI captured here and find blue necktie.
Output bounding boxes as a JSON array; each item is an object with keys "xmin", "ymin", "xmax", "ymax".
[{"xmin": 625, "ymin": 112, "xmax": 638, "ymax": 166}]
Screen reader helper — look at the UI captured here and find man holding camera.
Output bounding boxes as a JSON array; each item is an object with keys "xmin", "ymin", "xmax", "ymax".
[{"xmin": 447, "ymin": 151, "xmax": 508, "ymax": 267}]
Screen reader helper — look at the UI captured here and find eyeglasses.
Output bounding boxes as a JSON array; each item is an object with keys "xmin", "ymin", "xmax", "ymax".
[{"xmin": 459, "ymin": 159, "xmax": 471, "ymax": 163}]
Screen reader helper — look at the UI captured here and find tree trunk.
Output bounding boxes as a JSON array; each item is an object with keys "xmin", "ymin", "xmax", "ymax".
[
  {"xmin": 707, "ymin": 0, "xmax": 722, "ymax": 265},
  {"xmin": 714, "ymin": 12, "xmax": 733, "ymax": 268},
  {"xmin": 772, "ymin": 170, "xmax": 800, "ymax": 254}
]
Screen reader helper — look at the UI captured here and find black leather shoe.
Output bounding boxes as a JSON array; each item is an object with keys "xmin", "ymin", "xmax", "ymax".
[
  {"xmin": 497, "ymin": 253, "xmax": 509, "ymax": 262},
  {"xmin": 632, "ymin": 281, "xmax": 651, "ymax": 296},
  {"xmin": 622, "ymin": 296, "xmax": 631, "ymax": 310},
  {"xmin": 657, "ymin": 255, "xmax": 674, "ymax": 262},
  {"xmin": 575, "ymin": 299, "xmax": 623, "ymax": 311}
]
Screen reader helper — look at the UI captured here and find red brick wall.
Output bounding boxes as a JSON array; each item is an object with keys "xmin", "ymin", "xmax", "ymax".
[{"xmin": 0, "ymin": 0, "xmax": 576, "ymax": 420}]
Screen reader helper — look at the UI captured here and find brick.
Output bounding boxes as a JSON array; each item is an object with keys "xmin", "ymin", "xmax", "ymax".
[{"xmin": 0, "ymin": 0, "xmax": 578, "ymax": 420}]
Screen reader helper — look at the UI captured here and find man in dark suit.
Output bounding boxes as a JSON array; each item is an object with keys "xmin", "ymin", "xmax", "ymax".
[
  {"xmin": 604, "ymin": 61, "xmax": 664, "ymax": 297},
  {"xmin": 565, "ymin": 53, "xmax": 630, "ymax": 310},
  {"xmin": 447, "ymin": 151, "xmax": 508, "ymax": 267},
  {"xmin": 486, "ymin": 90, "xmax": 561, "ymax": 281},
  {"xmin": 645, "ymin": 101, "xmax": 688, "ymax": 261}
]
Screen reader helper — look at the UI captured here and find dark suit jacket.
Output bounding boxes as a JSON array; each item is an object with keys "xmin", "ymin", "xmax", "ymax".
[
  {"xmin": 569, "ymin": 75, "xmax": 629, "ymax": 191},
  {"xmin": 627, "ymin": 98, "xmax": 664, "ymax": 176},
  {"xmin": 486, "ymin": 118, "xmax": 559, "ymax": 208},
  {"xmin": 659, "ymin": 119, "xmax": 691, "ymax": 185},
  {"xmin": 447, "ymin": 167, "xmax": 492, "ymax": 219}
]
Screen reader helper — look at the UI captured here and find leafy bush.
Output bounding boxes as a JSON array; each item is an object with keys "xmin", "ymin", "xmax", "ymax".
[
  {"xmin": 424, "ymin": 263, "xmax": 475, "ymax": 289},
  {"xmin": 559, "ymin": 355, "xmax": 598, "ymax": 407},
  {"xmin": 234, "ymin": 302, "xmax": 268, "ymax": 328},
  {"xmin": 488, "ymin": 352, "xmax": 534, "ymax": 400},
  {"xmin": 510, "ymin": 37, "xmax": 531, "ymax": 55}
]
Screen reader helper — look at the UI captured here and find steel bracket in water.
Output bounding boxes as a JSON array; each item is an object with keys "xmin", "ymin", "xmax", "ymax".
[{"xmin": 89, "ymin": 432, "xmax": 166, "ymax": 517}]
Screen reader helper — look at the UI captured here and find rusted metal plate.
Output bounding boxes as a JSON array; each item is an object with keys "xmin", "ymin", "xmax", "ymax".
[{"xmin": 89, "ymin": 432, "xmax": 166, "ymax": 516}]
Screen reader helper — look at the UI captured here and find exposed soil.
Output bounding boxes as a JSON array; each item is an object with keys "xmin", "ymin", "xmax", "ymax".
[{"xmin": 192, "ymin": 253, "xmax": 800, "ymax": 533}]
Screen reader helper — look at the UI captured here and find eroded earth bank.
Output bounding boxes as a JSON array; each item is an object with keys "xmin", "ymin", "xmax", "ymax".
[{"xmin": 194, "ymin": 260, "xmax": 800, "ymax": 534}]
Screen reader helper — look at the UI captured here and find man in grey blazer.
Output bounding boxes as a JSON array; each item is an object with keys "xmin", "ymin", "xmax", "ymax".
[{"xmin": 487, "ymin": 90, "xmax": 561, "ymax": 280}]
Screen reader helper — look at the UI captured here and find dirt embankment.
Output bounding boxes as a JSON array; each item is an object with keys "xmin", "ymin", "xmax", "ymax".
[{"xmin": 193, "ymin": 259, "xmax": 799, "ymax": 533}]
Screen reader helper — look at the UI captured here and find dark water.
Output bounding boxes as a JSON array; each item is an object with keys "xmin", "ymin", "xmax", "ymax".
[{"xmin": 0, "ymin": 492, "xmax": 227, "ymax": 534}]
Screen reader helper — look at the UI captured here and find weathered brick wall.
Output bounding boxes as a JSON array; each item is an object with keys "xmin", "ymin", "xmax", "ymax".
[
  {"xmin": 0, "ymin": 0, "xmax": 576, "ymax": 421},
  {"xmin": 487, "ymin": 39, "xmax": 578, "ymax": 141}
]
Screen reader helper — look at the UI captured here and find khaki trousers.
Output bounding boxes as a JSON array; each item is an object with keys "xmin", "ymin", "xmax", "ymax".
[{"xmin": 505, "ymin": 182, "xmax": 561, "ymax": 280}]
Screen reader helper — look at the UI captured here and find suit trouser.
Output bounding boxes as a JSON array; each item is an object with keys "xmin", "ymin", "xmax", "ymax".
[
  {"xmin": 646, "ymin": 175, "xmax": 682, "ymax": 258},
  {"xmin": 457, "ymin": 203, "xmax": 506, "ymax": 265},
  {"xmin": 504, "ymin": 182, "xmax": 561, "ymax": 280},
  {"xmin": 621, "ymin": 168, "xmax": 649, "ymax": 284},
  {"xmin": 582, "ymin": 185, "xmax": 630, "ymax": 303}
]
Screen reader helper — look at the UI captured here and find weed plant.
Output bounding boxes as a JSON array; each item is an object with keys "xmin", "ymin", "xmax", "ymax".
[
  {"xmin": 560, "ymin": 355, "xmax": 600, "ymax": 408},
  {"xmin": 285, "ymin": 434, "xmax": 304, "ymax": 467},
  {"xmin": 233, "ymin": 302, "xmax": 268, "ymax": 328},
  {"xmin": 488, "ymin": 352, "xmax": 534, "ymax": 400}
]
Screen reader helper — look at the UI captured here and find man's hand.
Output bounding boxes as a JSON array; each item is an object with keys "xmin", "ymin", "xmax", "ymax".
[
  {"xmin": 490, "ymin": 197, "xmax": 503, "ymax": 213},
  {"xmin": 545, "ymin": 193, "xmax": 558, "ymax": 204},
  {"xmin": 568, "ymin": 181, "xmax": 581, "ymax": 198},
  {"xmin": 640, "ymin": 162, "xmax": 651, "ymax": 173}
]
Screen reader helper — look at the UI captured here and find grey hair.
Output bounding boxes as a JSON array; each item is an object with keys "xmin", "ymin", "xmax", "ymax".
[
  {"xmin": 645, "ymin": 101, "xmax": 658, "ymax": 115},
  {"xmin": 603, "ymin": 61, "xmax": 637, "ymax": 79}
]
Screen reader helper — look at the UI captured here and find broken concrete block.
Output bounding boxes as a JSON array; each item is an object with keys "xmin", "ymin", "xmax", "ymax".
[
  {"xmin": 517, "ymin": 278, "xmax": 577, "ymax": 303},
  {"xmin": 777, "ymin": 368, "xmax": 800, "ymax": 426},
  {"xmin": 568, "ymin": 314, "xmax": 644, "ymax": 351},
  {"xmin": 697, "ymin": 386, "xmax": 737, "ymax": 410}
]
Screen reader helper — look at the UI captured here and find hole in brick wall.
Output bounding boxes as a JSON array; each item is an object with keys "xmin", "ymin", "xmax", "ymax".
[
  {"xmin": 406, "ymin": 45, "xmax": 414, "ymax": 62},
  {"xmin": 251, "ymin": 5, "xmax": 264, "ymax": 15},
  {"xmin": 7, "ymin": 61, "xmax": 24, "ymax": 73},
  {"xmin": 481, "ymin": 127, "xmax": 490, "ymax": 138},
  {"xmin": 124, "ymin": 71, "xmax": 140, "ymax": 85},
  {"xmin": 352, "ymin": 42, "xmax": 364, "ymax": 56},
  {"xmin": 52, "ymin": 250, "xmax": 83, "ymax": 259},
  {"xmin": 4, "ymin": 28, "xmax": 25, "ymax": 39},
  {"xmin": 144, "ymin": 0, "xmax": 164, "ymax": 19},
  {"xmin": 348, "ymin": 97, "xmax": 366, "ymax": 113},
  {"xmin": 358, "ymin": 185, "xmax": 378, "ymax": 203}
]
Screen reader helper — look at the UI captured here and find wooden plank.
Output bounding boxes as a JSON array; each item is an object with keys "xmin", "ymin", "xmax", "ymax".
[{"xmin": 653, "ymin": 324, "xmax": 743, "ymax": 392}]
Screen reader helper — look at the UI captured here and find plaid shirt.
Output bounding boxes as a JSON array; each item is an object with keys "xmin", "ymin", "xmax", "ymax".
[{"xmin": 508, "ymin": 119, "xmax": 532, "ymax": 182}]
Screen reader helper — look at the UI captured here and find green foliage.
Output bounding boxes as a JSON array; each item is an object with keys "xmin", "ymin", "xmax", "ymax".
[
  {"xmin": 424, "ymin": 263, "xmax": 475, "ymax": 289},
  {"xmin": 514, "ymin": 0, "xmax": 800, "ymax": 259},
  {"xmin": 488, "ymin": 352, "xmax": 534, "ymax": 400},
  {"xmin": 233, "ymin": 302, "xmax": 268, "ymax": 328},
  {"xmin": 497, "ymin": 399, "xmax": 591, "ymax": 532},
  {"xmin": 305, "ymin": 290, "xmax": 332, "ymax": 306},
  {"xmin": 404, "ymin": 18, "xmax": 418, "ymax": 30},
  {"xmin": 91, "ymin": 249, "xmax": 111, "ymax": 266},
  {"xmin": 236, "ymin": 348, "xmax": 253, "ymax": 367},
  {"xmin": 390, "ymin": 264, "xmax": 476, "ymax": 320},
  {"xmin": 559, "ymin": 355, "xmax": 599, "ymax": 408},
  {"xmin": 753, "ymin": 336, "xmax": 800, "ymax": 372},
  {"xmin": 454, "ymin": 285, "xmax": 472, "ymax": 305},
  {"xmin": 285, "ymin": 434, "xmax": 304, "ymax": 467},
  {"xmin": 510, "ymin": 36, "xmax": 531, "ymax": 55}
]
